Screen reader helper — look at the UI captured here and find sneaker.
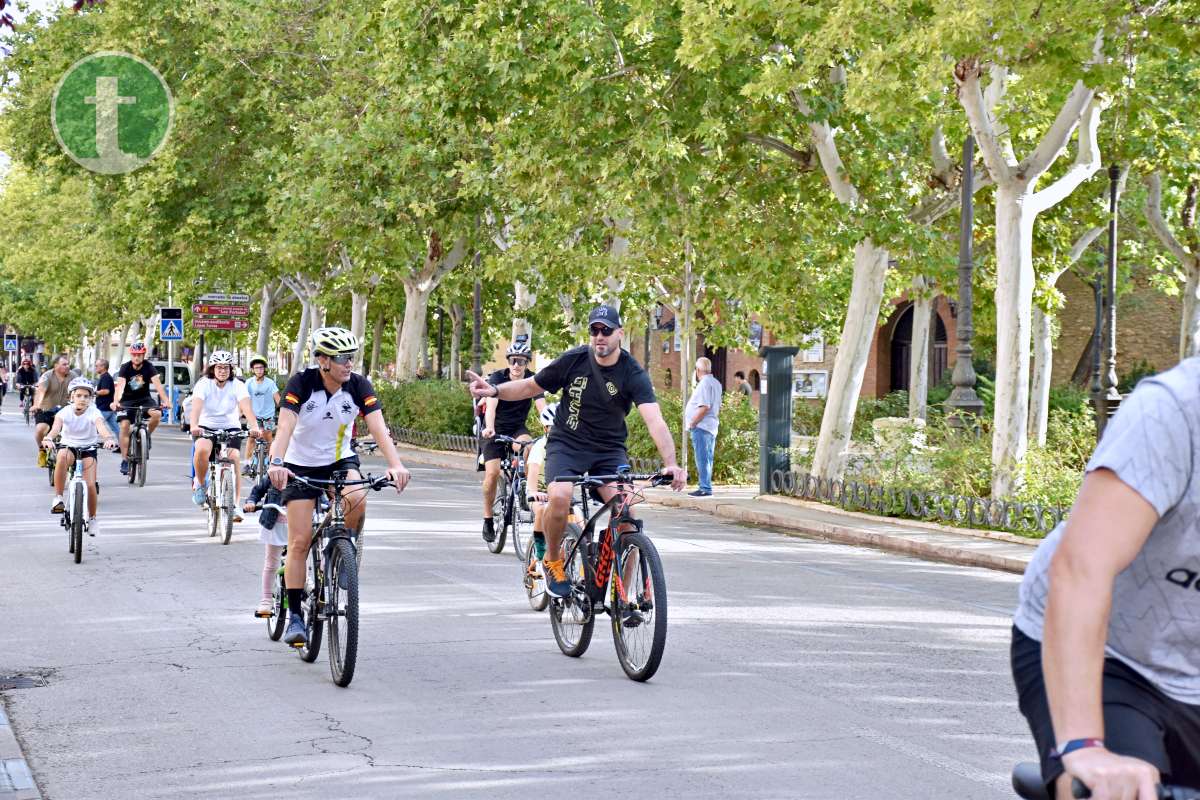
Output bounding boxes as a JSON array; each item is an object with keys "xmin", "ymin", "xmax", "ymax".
[
  {"xmin": 233, "ymin": 512, "xmax": 244, "ymax": 523},
  {"xmin": 119, "ymin": 460, "xmax": 129, "ymax": 476},
  {"xmin": 87, "ymin": 518, "xmax": 97, "ymax": 537},
  {"xmin": 191, "ymin": 484, "xmax": 206, "ymax": 506},
  {"xmin": 50, "ymin": 496, "xmax": 65, "ymax": 514},
  {"xmin": 37, "ymin": 450, "xmax": 47, "ymax": 468},
  {"xmin": 482, "ymin": 518, "xmax": 496, "ymax": 543},
  {"xmin": 254, "ymin": 599, "xmax": 273, "ymax": 618},
  {"xmin": 687, "ymin": 489, "xmax": 712, "ymax": 497},
  {"xmin": 284, "ymin": 614, "xmax": 308, "ymax": 647},
  {"xmin": 542, "ymin": 558, "xmax": 571, "ymax": 598}
]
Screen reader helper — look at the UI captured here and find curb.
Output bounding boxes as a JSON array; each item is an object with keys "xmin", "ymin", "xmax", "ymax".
[
  {"xmin": 391, "ymin": 444, "xmax": 1031, "ymax": 574},
  {"xmin": 0, "ymin": 701, "xmax": 40, "ymax": 800}
]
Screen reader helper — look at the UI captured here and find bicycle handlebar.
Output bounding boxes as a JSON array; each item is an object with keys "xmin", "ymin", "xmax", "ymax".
[
  {"xmin": 553, "ymin": 471, "xmax": 672, "ymax": 487},
  {"xmin": 287, "ymin": 473, "xmax": 394, "ymax": 492},
  {"xmin": 489, "ymin": 434, "xmax": 534, "ymax": 448}
]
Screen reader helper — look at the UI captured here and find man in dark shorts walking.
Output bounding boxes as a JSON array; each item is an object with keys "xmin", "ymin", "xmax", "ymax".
[
  {"xmin": 479, "ymin": 340, "xmax": 546, "ymax": 542},
  {"xmin": 467, "ymin": 305, "xmax": 685, "ymax": 597}
]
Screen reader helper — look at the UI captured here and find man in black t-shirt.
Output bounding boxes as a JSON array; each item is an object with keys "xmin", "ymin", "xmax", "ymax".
[
  {"xmin": 479, "ymin": 341, "xmax": 547, "ymax": 543},
  {"xmin": 467, "ymin": 305, "xmax": 685, "ymax": 597},
  {"xmin": 113, "ymin": 342, "xmax": 170, "ymax": 476}
]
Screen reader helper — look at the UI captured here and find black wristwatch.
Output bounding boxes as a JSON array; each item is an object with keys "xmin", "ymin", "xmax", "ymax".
[{"xmin": 269, "ymin": 456, "xmax": 284, "ymax": 467}]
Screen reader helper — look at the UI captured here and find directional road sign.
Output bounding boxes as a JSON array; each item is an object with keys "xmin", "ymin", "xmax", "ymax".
[
  {"xmin": 192, "ymin": 317, "xmax": 249, "ymax": 331},
  {"xmin": 199, "ymin": 292, "xmax": 251, "ymax": 304},
  {"xmin": 192, "ymin": 303, "xmax": 249, "ymax": 318},
  {"xmin": 160, "ymin": 307, "xmax": 184, "ymax": 341}
]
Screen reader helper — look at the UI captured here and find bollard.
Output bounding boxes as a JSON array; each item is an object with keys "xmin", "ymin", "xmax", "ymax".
[{"xmin": 759, "ymin": 345, "xmax": 799, "ymax": 495}]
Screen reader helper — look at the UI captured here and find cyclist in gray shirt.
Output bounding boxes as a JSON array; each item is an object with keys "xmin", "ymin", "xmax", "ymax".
[{"xmin": 1012, "ymin": 358, "xmax": 1200, "ymax": 799}]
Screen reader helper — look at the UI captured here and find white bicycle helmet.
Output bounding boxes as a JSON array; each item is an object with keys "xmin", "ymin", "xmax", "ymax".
[
  {"xmin": 311, "ymin": 326, "xmax": 359, "ymax": 356},
  {"xmin": 67, "ymin": 376, "xmax": 95, "ymax": 395},
  {"xmin": 506, "ymin": 340, "xmax": 532, "ymax": 358},
  {"xmin": 539, "ymin": 402, "xmax": 558, "ymax": 427},
  {"xmin": 208, "ymin": 350, "xmax": 235, "ymax": 365}
]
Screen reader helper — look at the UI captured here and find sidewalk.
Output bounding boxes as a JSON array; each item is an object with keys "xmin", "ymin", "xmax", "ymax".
[
  {"xmin": 0, "ymin": 701, "xmax": 39, "ymax": 800},
  {"xmin": 392, "ymin": 444, "xmax": 1037, "ymax": 574}
]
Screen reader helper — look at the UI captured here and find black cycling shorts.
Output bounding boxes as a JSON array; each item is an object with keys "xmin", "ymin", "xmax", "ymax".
[
  {"xmin": 34, "ymin": 408, "xmax": 58, "ymax": 426},
  {"xmin": 200, "ymin": 428, "xmax": 245, "ymax": 456},
  {"xmin": 280, "ymin": 457, "xmax": 362, "ymax": 504},
  {"xmin": 481, "ymin": 426, "xmax": 530, "ymax": 462},
  {"xmin": 116, "ymin": 398, "xmax": 161, "ymax": 422},
  {"xmin": 56, "ymin": 444, "xmax": 98, "ymax": 462},
  {"xmin": 1011, "ymin": 625, "xmax": 1200, "ymax": 795},
  {"xmin": 543, "ymin": 439, "xmax": 629, "ymax": 485}
]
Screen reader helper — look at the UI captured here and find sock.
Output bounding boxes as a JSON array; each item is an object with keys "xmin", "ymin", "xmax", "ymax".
[
  {"xmin": 287, "ymin": 588, "xmax": 304, "ymax": 618},
  {"xmin": 533, "ymin": 531, "xmax": 546, "ymax": 560},
  {"xmin": 262, "ymin": 545, "xmax": 284, "ymax": 600}
]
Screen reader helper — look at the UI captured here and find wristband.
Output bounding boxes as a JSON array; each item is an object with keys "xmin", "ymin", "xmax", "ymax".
[{"xmin": 1051, "ymin": 738, "xmax": 1104, "ymax": 760}]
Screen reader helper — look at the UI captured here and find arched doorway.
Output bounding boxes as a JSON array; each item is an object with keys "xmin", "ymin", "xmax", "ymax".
[{"xmin": 890, "ymin": 304, "xmax": 948, "ymax": 393}]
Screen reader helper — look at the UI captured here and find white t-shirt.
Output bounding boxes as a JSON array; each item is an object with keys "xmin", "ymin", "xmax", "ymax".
[
  {"xmin": 193, "ymin": 377, "xmax": 249, "ymax": 429},
  {"xmin": 55, "ymin": 404, "xmax": 105, "ymax": 447}
]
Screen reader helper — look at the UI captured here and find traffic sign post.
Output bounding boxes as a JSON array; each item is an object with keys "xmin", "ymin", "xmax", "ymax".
[
  {"xmin": 3, "ymin": 334, "xmax": 16, "ymax": 352},
  {"xmin": 192, "ymin": 303, "xmax": 249, "ymax": 318}
]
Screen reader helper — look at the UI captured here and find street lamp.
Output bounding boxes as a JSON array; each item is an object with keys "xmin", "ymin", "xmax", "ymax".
[{"xmin": 945, "ymin": 135, "xmax": 985, "ymax": 429}]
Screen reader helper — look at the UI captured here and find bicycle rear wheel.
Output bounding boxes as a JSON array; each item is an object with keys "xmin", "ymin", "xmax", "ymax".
[
  {"xmin": 219, "ymin": 467, "xmax": 234, "ymax": 545},
  {"xmin": 610, "ymin": 531, "xmax": 668, "ymax": 682},
  {"xmin": 299, "ymin": 545, "xmax": 325, "ymax": 663},
  {"xmin": 326, "ymin": 537, "xmax": 359, "ymax": 687},
  {"xmin": 126, "ymin": 435, "xmax": 138, "ymax": 485},
  {"xmin": 207, "ymin": 475, "xmax": 219, "ymax": 538},
  {"xmin": 135, "ymin": 429, "xmax": 148, "ymax": 487},
  {"xmin": 267, "ymin": 566, "xmax": 286, "ymax": 641},
  {"xmin": 71, "ymin": 482, "xmax": 84, "ymax": 564},
  {"xmin": 488, "ymin": 474, "xmax": 508, "ymax": 554},
  {"xmin": 549, "ymin": 524, "xmax": 592, "ymax": 657}
]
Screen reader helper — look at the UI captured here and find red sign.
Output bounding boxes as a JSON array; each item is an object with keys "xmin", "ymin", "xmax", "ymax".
[
  {"xmin": 192, "ymin": 318, "xmax": 250, "ymax": 331},
  {"xmin": 192, "ymin": 303, "xmax": 249, "ymax": 317}
]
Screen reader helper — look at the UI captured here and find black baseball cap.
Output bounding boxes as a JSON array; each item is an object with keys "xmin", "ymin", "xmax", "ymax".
[{"xmin": 587, "ymin": 305, "xmax": 622, "ymax": 329}]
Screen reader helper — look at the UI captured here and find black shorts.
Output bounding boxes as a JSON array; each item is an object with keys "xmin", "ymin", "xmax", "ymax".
[
  {"xmin": 481, "ymin": 427, "xmax": 530, "ymax": 462},
  {"xmin": 200, "ymin": 429, "xmax": 245, "ymax": 455},
  {"xmin": 1011, "ymin": 625, "xmax": 1200, "ymax": 795},
  {"xmin": 56, "ymin": 444, "xmax": 98, "ymax": 462},
  {"xmin": 35, "ymin": 408, "xmax": 58, "ymax": 426},
  {"xmin": 116, "ymin": 398, "xmax": 161, "ymax": 422},
  {"xmin": 543, "ymin": 439, "xmax": 629, "ymax": 484},
  {"xmin": 280, "ymin": 457, "xmax": 362, "ymax": 504}
]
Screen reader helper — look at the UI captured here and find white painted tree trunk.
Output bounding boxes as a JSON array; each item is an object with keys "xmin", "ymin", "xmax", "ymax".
[
  {"xmin": 1182, "ymin": 262, "xmax": 1200, "ymax": 360},
  {"xmin": 990, "ymin": 187, "xmax": 1037, "ymax": 498},
  {"xmin": 1029, "ymin": 305, "xmax": 1055, "ymax": 446},
  {"xmin": 397, "ymin": 282, "xmax": 432, "ymax": 381},
  {"xmin": 449, "ymin": 303, "xmax": 465, "ymax": 382},
  {"xmin": 393, "ymin": 317, "xmax": 403, "ymax": 379},
  {"xmin": 350, "ymin": 290, "xmax": 368, "ymax": 364},
  {"xmin": 292, "ymin": 299, "xmax": 312, "ymax": 371},
  {"xmin": 679, "ymin": 238, "xmax": 694, "ymax": 481},
  {"xmin": 255, "ymin": 284, "xmax": 275, "ymax": 357},
  {"xmin": 368, "ymin": 312, "xmax": 384, "ymax": 379},
  {"xmin": 117, "ymin": 322, "xmax": 134, "ymax": 363},
  {"xmin": 907, "ymin": 277, "xmax": 933, "ymax": 420},
  {"xmin": 812, "ymin": 240, "xmax": 891, "ymax": 479},
  {"xmin": 513, "ymin": 281, "xmax": 535, "ymax": 345}
]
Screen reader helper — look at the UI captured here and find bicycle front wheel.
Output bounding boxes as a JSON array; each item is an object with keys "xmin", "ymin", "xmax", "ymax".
[
  {"xmin": 267, "ymin": 567, "xmax": 286, "ymax": 641},
  {"xmin": 488, "ymin": 475, "xmax": 508, "ymax": 554},
  {"xmin": 135, "ymin": 429, "xmax": 148, "ymax": 487},
  {"xmin": 299, "ymin": 545, "xmax": 325, "ymax": 663},
  {"xmin": 46, "ymin": 450, "xmax": 55, "ymax": 486},
  {"xmin": 610, "ymin": 531, "xmax": 668, "ymax": 682},
  {"xmin": 549, "ymin": 524, "xmax": 592, "ymax": 657},
  {"xmin": 326, "ymin": 537, "xmax": 359, "ymax": 687},
  {"xmin": 219, "ymin": 468, "xmax": 234, "ymax": 545},
  {"xmin": 126, "ymin": 436, "xmax": 138, "ymax": 485},
  {"xmin": 511, "ymin": 484, "xmax": 531, "ymax": 563},
  {"xmin": 71, "ymin": 482, "xmax": 84, "ymax": 564}
]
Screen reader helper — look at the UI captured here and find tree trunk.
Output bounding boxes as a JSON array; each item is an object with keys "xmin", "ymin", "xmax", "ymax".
[
  {"xmin": 513, "ymin": 280, "xmax": 535, "ymax": 346},
  {"xmin": 990, "ymin": 186, "xmax": 1036, "ymax": 498},
  {"xmin": 907, "ymin": 277, "xmax": 933, "ymax": 420},
  {"xmin": 292, "ymin": 299, "xmax": 312, "ymax": 371},
  {"xmin": 397, "ymin": 282, "xmax": 434, "ymax": 381},
  {"xmin": 368, "ymin": 312, "xmax": 384, "ymax": 380},
  {"xmin": 351, "ymin": 290, "xmax": 368, "ymax": 364},
  {"xmin": 420, "ymin": 320, "xmax": 432, "ymax": 374},
  {"xmin": 255, "ymin": 284, "xmax": 275, "ymax": 357},
  {"xmin": 679, "ymin": 239, "xmax": 694, "ymax": 482},
  {"xmin": 449, "ymin": 303, "xmax": 465, "ymax": 382},
  {"xmin": 812, "ymin": 240, "xmax": 891, "ymax": 480},
  {"xmin": 1029, "ymin": 305, "xmax": 1055, "ymax": 446},
  {"xmin": 393, "ymin": 317, "xmax": 403, "ymax": 379},
  {"xmin": 1181, "ymin": 259, "xmax": 1200, "ymax": 360}
]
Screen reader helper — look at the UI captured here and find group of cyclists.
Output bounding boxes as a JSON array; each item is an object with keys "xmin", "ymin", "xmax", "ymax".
[{"xmin": 8, "ymin": 299, "xmax": 1200, "ymax": 798}]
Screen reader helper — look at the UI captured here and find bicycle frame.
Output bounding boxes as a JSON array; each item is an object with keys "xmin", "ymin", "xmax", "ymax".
[{"xmin": 561, "ymin": 476, "xmax": 652, "ymax": 605}]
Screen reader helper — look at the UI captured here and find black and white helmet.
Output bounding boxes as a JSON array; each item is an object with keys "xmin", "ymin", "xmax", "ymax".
[
  {"xmin": 67, "ymin": 376, "xmax": 95, "ymax": 395},
  {"xmin": 208, "ymin": 350, "xmax": 235, "ymax": 366},
  {"xmin": 539, "ymin": 402, "xmax": 558, "ymax": 427},
  {"xmin": 506, "ymin": 340, "xmax": 532, "ymax": 358},
  {"xmin": 311, "ymin": 326, "xmax": 359, "ymax": 357}
]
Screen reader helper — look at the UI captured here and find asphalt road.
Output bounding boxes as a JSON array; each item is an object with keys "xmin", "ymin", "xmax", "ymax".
[{"xmin": 0, "ymin": 397, "xmax": 1038, "ymax": 799}]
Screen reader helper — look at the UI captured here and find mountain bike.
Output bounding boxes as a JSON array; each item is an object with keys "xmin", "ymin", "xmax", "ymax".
[
  {"xmin": 19, "ymin": 390, "xmax": 32, "ymax": 425},
  {"xmin": 1012, "ymin": 762, "xmax": 1200, "ymax": 799},
  {"xmin": 486, "ymin": 435, "xmax": 533, "ymax": 557},
  {"xmin": 286, "ymin": 471, "xmax": 393, "ymax": 687},
  {"xmin": 198, "ymin": 427, "xmax": 242, "ymax": 545},
  {"xmin": 548, "ymin": 469, "xmax": 672, "ymax": 682},
  {"xmin": 243, "ymin": 417, "xmax": 274, "ymax": 479},
  {"xmin": 124, "ymin": 406, "xmax": 157, "ymax": 487}
]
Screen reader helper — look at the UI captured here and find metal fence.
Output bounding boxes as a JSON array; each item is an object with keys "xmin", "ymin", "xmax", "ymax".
[
  {"xmin": 769, "ymin": 469, "xmax": 1067, "ymax": 535},
  {"xmin": 392, "ymin": 427, "xmax": 477, "ymax": 453}
]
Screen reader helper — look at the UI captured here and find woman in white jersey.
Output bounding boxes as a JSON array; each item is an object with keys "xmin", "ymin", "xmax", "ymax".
[
  {"xmin": 189, "ymin": 351, "xmax": 262, "ymax": 520},
  {"xmin": 42, "ymin": 377, "xmax": 117, "ymax": 534}
]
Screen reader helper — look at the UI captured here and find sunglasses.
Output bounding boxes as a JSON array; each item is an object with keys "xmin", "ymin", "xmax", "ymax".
[
  {"xmin": 328, "ymin": 354, "xmax": 354, "ymax": 365},
  {"xmin": 589, "ymin": 325, "xmax": 615, "ymax": 337},
  {"xmin": 508, "ymin": 358, "xmax": 529, "ymax": 366}
]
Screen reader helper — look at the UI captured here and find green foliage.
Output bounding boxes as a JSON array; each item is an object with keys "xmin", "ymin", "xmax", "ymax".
[
  {"xmin": 375, "ymin": 380, "xmax": 475, "ymax": 435},
  {"xmin": 1119, "ymin": 359, "xmax": 1159, "ymax": 394},
  {"xmin": 625, "ymin": 390, "xmax": 759, "ymax": 484}
]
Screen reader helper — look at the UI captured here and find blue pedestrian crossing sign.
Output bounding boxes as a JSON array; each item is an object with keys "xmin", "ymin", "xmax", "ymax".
[
  {"xmin": 3, "ymin": 334, "xmax": 16, "ymax": 352},
  {"xmin": 160, "ymin": 307, "xmax": 183, "ymax": 341}
]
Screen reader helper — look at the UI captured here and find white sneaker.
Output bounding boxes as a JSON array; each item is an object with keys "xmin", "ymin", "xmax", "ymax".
[
  {"xmin": 87, "ymin": 518, "xmax": 97, "ymax": 537},
  {"xmin": 51, "ymin": 495, "xmax": 65, "ymax": 514}
]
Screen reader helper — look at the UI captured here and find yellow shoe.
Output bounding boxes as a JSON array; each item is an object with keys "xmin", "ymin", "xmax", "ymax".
[{"xmin": 37, "ymin": 450, "xmax": 46, "ymax": 468}]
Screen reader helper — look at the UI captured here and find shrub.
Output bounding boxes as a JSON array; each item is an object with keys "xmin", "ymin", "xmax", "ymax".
[
  {"xmin": 1119, "ymin": 359, "xmax": 1158, "ymax": 393},
  {"xmin": 626, "ymin": 389, "xmax": 759, "ymax": 484},
  {"xmin": 375, "ymin": 379, "xmax": 475, "ymax": 435}
]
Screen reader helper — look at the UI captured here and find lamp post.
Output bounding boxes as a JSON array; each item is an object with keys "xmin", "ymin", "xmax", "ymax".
[
  {"xmin": 1101, "ymin": 164, "xmax": 1123, "ymax": 430},
  {"xmin": 945, "ymin": 135, "xmax": 985, "ymax": 428}
]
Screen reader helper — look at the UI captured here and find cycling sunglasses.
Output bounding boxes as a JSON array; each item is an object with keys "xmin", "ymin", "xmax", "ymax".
[
  {"xmin": 327, "ymin": 354, "xmax": 354, "ymax": 365},
  {"xmin": 589, "ymin": 324, "xmax": 615, "ymax": 337},
  {"xmin": 507, "ymin": 357, "xmax": 529, "ymax": 366}
]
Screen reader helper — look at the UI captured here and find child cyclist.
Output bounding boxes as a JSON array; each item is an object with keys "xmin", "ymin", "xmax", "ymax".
[
  {"xmin": 523, "ymin": 403, "xmax": 558, "ymax": 575},
  {"xmin": 43, "ymin": 377, "xmax": 118, "ymax": 534},
  {"xmin": 243, "ymin": 476, "xmax": 288, "ymax": 618}
]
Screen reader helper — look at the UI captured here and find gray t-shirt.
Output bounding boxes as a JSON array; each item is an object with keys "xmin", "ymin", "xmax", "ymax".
[
  {"xmin": 685, "ymin": 374, "xmax": 723, "ymax": 435},
  {"xmin": 1013, "ymin": 358, "xmax": 1200, "ymax": 703}
]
